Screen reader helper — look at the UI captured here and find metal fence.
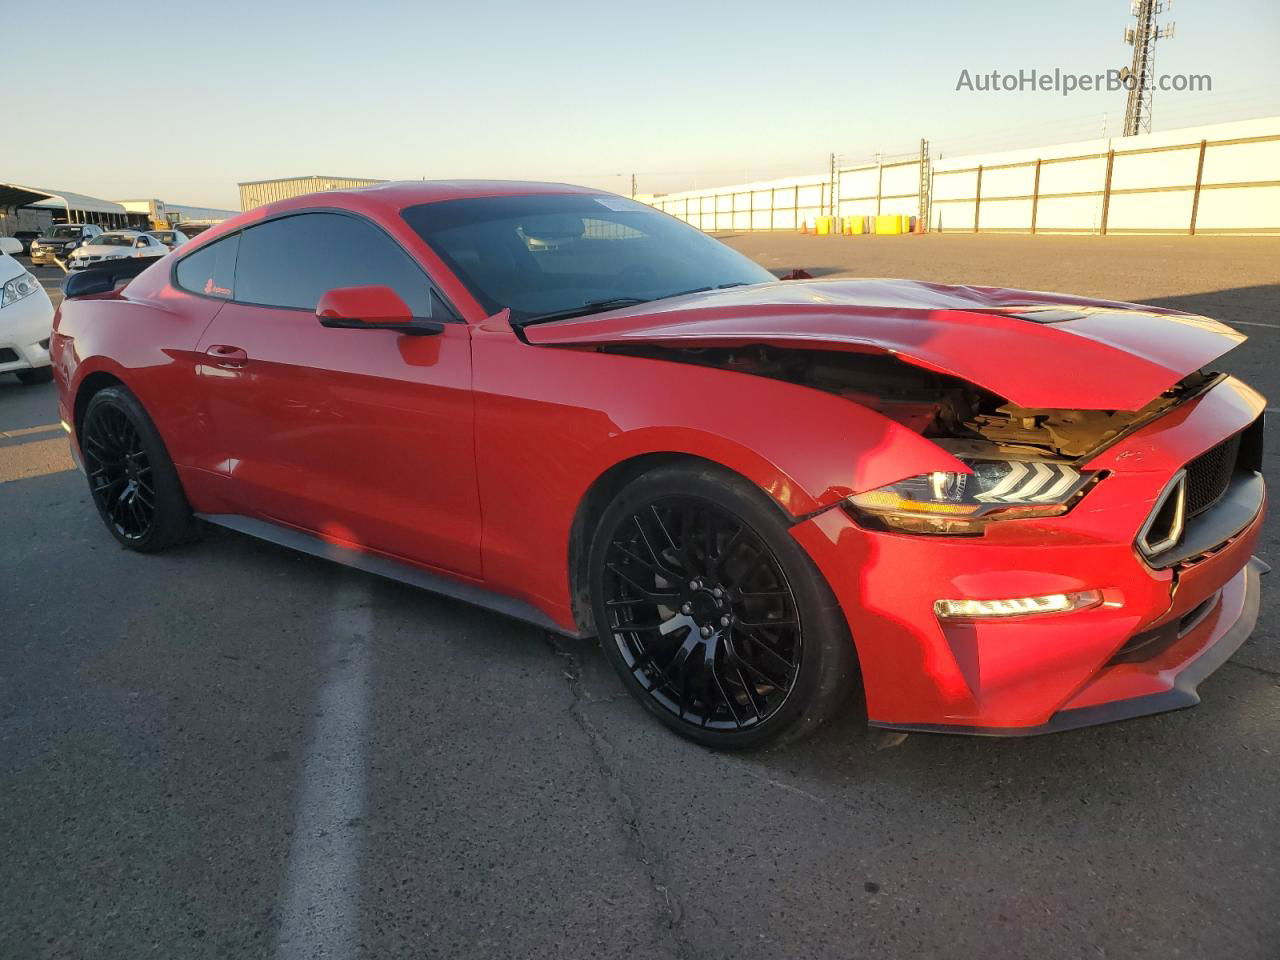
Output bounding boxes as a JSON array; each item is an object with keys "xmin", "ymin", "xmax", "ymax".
[
  {"xmin": 930, "ymin": 129, "xmax": 1280, "ymax": 235},
  {"xmin": 642, "ymin": 116, "xmax": 1280, "ymax": 236}
]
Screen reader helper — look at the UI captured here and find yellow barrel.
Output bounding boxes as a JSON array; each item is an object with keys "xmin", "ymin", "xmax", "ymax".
[
  {"xmin": 815, "ymin": 216, "xmax": 831, "ymax": 236},
  {"xmin": 850, "ymin": 216, "xmax": 864, "ymax": 235}
]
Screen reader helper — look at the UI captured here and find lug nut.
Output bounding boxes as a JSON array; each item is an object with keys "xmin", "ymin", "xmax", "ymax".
[
  {"xmin": 680, "ymin": 603, "xmax": 692, "ymax": 615},
  {"xmin": 719, "ymin": 615, "xmax": 731, "ymax": 626},
  {"xmin": 689, "ymin": 580, "xmax": 700, "ymax": 590},
  {"xmin": 700, "ymin": 625, "xmax": 712, "ymax": 637},
  {"xmin": 712, "ymin": 587, "xmax": 723, "ymax": 598}
]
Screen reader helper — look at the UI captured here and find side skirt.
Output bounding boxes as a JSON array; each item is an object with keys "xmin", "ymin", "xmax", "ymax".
[{"xmin": 197, "ymin": 513, "xmax": 580, "ymax": 638}]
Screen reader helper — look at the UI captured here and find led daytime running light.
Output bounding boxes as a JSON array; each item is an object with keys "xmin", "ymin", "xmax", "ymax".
[{"xmin": 934, "ymin": 590, "xmax": 1103, "ymax": 619}]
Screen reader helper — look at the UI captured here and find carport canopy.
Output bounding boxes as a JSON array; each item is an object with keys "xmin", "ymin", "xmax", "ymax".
[{"xmin": 0, "ymin": 182, "xmax": 127, "ymax": 225}]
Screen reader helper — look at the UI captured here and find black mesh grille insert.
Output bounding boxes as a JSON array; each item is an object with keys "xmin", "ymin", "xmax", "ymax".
[
  {"xmin": 1184, "ymin": 433, "xmax": 1241, "ymax": 518},
  {"xmin": 0, "ymin": 348, "xmax": 18, "ymax": 363}
]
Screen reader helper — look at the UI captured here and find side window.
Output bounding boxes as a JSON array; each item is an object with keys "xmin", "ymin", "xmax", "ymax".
[
  {"xmin": 175, "ymin": 234, "xmax": 239, "ymax": 299},
  {"xmin": 234, "ymin": 212, "xmax": 435, "ymax": 316}
]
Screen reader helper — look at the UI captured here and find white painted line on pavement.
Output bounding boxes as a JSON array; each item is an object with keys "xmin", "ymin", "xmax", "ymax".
[
  {"xmin": 1226, "ymin": 320, "xmax": 1280, "ymax": 329},
  {"xmin": 276, "ymin": 580, "xmax": 373, "ymax": 960}
]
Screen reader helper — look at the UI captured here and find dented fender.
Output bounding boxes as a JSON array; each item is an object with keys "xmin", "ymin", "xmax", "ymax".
[{"xmin": 469, "ymin": 322, "xmax": 966, "ymax": 625}]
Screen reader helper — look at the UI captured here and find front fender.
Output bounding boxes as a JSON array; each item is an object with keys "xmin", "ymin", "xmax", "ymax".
[{"xmin": 472, "ymin": 325, "xmax": 965, "ymax": 628}]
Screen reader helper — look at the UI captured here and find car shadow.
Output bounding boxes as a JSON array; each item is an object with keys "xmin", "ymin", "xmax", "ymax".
[{"xmin": 1142, "ymin": 284, "xmax": 1280, "ymax": 328}]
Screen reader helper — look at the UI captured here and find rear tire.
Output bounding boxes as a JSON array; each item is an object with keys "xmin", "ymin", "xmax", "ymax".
[
  {"xmin": 81, "ymin": 386, "xmax": 199, "ymax": 552},
  {"xmin": 16, "ymin": 367, "xmax": 53, "ymax": 385},
  {"xmin": 588, "ymin": 463, "xmax": 856, "ymax": 750}
]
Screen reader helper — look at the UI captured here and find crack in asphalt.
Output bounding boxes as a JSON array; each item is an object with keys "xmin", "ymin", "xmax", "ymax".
[
  {"xmin": 541, "ymin": 633, "xmax": 702, "ymax": 960},
  {"xmin": 1225, "ymin": 659, "xmax": 1280, "ymax": 682}
]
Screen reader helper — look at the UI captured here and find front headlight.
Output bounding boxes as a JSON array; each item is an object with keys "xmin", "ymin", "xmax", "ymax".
[
  {"xmin": 847, "ymin": 459, "xmax": 1096, "ymax": 534},
  {"xmin": 1, "ymin": 271, "xmax": 42, "ymax": 308}
]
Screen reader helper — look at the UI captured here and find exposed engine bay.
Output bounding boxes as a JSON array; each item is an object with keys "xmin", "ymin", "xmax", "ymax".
[{"xmin": 602, "ymin": 343, "xmax": 1214, "ymax": 462}]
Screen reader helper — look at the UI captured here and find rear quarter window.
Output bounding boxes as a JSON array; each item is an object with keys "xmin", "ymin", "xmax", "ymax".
[{"xmin": 175, "ymin": 234, "xmax": 239, "ymax": 298}]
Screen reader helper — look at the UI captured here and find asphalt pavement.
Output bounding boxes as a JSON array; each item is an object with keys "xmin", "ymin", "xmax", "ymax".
[{"xmin": 2, "ymin": 238, "xmax": 1279, "ymax": 959}]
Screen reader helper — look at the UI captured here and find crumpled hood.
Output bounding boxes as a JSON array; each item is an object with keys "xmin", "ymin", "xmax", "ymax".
[{"xmin": 523, "ymin": 278, "xmax": 1245, "ymax": 411}]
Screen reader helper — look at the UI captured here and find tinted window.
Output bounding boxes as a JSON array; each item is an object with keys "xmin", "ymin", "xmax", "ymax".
[
  {"xmin": 234, "ymin": 212, "xmax": 434, "ymax": 316},
  {"xmin": 175, "ymin": 234, "xmax": 239, "ymax": 298},
  {"xmin": 401, "ymin": 194, "xmax": 773, "ymax": 321}
]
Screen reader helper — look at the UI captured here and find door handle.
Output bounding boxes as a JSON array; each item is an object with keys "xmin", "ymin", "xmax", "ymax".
[{"xmin": 205, "ymin": 344, "xmax": 248, "ymax": 368}]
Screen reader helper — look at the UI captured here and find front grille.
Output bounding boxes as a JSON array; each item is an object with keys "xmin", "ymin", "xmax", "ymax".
[
  {"xmin": 1184, "ymin": 433, "xmax": 1242, "ymax": 517},
  {"xmin": 1136, "ymin": 415, "xmax": 1263, "ymax": 567},
  {"xmin": 0, "ymin": 348, "xmax": 18, "ymax": 363}
]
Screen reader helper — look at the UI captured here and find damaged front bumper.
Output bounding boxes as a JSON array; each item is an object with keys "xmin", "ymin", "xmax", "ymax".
[{"xmin": 791, "ymin": 375, "xmax": 1267, "ymax": 736}]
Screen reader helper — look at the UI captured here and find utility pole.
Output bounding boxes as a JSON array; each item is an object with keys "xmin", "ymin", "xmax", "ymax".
[
  {"xmin": 1122, "ymin": 0, "xmax": 1176, "ymax": 136},
  {"xmin": 917, "ymin": 138, "xmax": 931, "ymax": 233},
  {"xmin": 630, "ymin": 173, "xmax": 637, "ymax": 198},
  {"xmin": 829, "ymin": 152, "xmax": 837, "ymax": 219}
]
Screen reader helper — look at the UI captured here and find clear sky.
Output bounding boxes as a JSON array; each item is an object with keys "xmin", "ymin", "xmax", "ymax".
[{"xmin": 4, "ymin": 0, "xmax": 1278, "ymax": 209}]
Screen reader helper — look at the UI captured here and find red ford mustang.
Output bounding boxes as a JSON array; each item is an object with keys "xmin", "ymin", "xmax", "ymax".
[{"xmin": 51, "ymin": 181, "xmax": 1267, "ymax": 748}]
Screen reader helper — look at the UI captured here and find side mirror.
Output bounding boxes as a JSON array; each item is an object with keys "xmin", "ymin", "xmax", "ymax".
[
  {"xmin": 316, "ymin": 285, "xmax": 443, "ymax": 335},
  {"xmin": 0, "ymin": 237, "xmax": 21, "ymax": 256}
]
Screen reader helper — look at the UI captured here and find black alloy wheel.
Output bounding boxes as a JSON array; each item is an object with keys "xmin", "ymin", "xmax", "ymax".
[
  {"xmin": 590, "ymin": 464, "xmax": 856, "ymax": 749},
  {"xmin": 83, "ymin": 403, "xmax": 157, "ymax": 541},
  {"xmin": 602, "ymin": 496, "xmax": 802, "ymax": 730},
  {"xmin": 81, "ymin": 386, "xmax": 198, "ymax": 551}
]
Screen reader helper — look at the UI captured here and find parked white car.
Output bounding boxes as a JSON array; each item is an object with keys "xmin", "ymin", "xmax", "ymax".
[
  {"xmin": 145, "ymin": 228, "xmax": 190, "ymax": 250},
  {"xmin": 0, "ymin": 238, "xmax": 56, "ymax": 385},
  {"xmin": 67, "ymin": 230, "xmax": 168, "ymax": 271}
]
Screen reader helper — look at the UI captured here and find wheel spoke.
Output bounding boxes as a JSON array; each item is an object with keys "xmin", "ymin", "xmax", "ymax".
[
  {"xmin": 611, "ymin": 540, "xmax": 676, "ymax": 582},
  {"xmin": 606, "ymin": 596, "xmax": 678, "ymax": 608},
  {"xmin": 734, "ymin": 626, "xmax": 797, "ymax": 679},
  {"xmin": 605, "ymin": 562, "xmax": 669, "ymax": 599},
  {"xmin": 736, "ymin": 616, "xmax": 798, "ymax": 629},
  {"xmin": 734, "ymin": 663, "xmax": 763, "ymax": 720},
  {"xmin": 710, "ymin": 659, "xmax": 744, "ymax": 728},
  {"xmin": 631, "ymin": 516, "xmax": 680, "ymax": 581},
  {"xmin": 650, "ymin": 505, "xmax": 679, "ymax": 556}
]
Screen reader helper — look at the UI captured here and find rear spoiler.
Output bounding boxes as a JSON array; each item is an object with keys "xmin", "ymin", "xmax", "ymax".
[{"xmin": 63, "ymin": 256, "xmax": 157, "ymax": 299}]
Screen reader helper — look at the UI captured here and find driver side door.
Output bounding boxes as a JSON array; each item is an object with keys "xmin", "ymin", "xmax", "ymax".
[{"xmin": 190, "ymin": 211, "xmax": 482, "ymax": 578}]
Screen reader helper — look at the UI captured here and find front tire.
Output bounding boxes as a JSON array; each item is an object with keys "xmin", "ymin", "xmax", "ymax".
[
  {"xmin": 81, "ymin": 386, "xmax": 198, "ymax": 552},
  {"xmin": 588, "ymin": 463, "xmax": 856, "ymax": 750}
]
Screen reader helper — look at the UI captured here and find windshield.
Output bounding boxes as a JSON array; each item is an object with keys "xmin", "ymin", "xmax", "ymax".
[
  {"xmin": 401, "ymin": 194, "xmax": 773, "ymax": 323},
  {"xmin": 92, "ymin": 234, "xmax": 136, "ymax": 247},
  {"xmin": 49, "ymin": 225, "xmax": 83, "ymax": 238}
]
